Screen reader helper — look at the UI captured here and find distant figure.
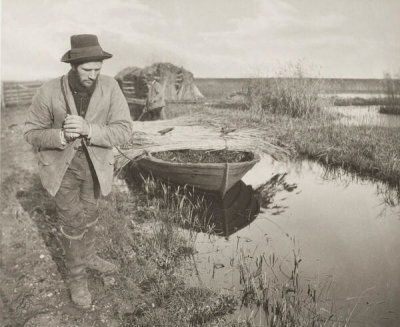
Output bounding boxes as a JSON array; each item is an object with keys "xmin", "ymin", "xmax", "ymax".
[{"xmin": 143, "ymin": 77, "xmax": 166, "ymax": 120}]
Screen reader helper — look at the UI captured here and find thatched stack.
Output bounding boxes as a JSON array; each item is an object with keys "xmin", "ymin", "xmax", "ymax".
[{"xmin": 115, "ymin": 63, "xmax": 204, "ymax": 103}]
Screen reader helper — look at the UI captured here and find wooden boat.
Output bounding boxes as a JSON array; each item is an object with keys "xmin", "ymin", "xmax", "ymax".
[{"xmin": 137, "ymin": 150, "xmax": 260, "ymax": 196}]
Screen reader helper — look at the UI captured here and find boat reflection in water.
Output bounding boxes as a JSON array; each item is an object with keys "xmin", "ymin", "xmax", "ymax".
[
  {"xmin": 121, "ymin": 162, "xmax": 297, "ymax": 237},
  {"xmin": 196, "ymin": 180, "xmax": 260, "ymax": 237},
  {"xmin": 203, "ymin": 173, "xmax": 297, "ymax": 236},
  {"xmin": 121, "ymin": 162, "xmax": 261, "ymax": 237}
]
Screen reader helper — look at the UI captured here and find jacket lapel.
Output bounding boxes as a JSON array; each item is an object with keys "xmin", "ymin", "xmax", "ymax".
[
  {"xmin": 61, "ymin": 75, "xmax": 78, "ymax": 115},
  {"xmin": 85, "ymin": 79, "xmax": 103, "ymax": 122}
]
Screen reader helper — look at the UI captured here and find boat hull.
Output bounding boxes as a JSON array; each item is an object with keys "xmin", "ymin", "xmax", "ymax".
[{"xmin": 137, "ymin": 152, "xmax": 260, "ymax": 196}]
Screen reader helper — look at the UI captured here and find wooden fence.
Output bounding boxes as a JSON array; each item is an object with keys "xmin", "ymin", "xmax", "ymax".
[
  {"xmin": 1, "ymin": 81, "xmax": 44, "ymax": 107},
  {"xmin": 119, "ymin": 80, "xmax": 146, "ymax": 104}
]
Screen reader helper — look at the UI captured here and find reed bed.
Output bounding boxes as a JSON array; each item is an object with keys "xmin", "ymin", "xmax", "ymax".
[
  {"xmin": 243, "ymin": 64, "xmax": 330, "ymax": 119},
  {"xmin": 244, "ymin": 77, "xmax": 326, "ymax": 118}
]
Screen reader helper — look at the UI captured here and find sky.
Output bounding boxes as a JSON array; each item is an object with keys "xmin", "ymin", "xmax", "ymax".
[{"xmin": 1, "ymin": 0, "xmax": 400, "ymax": 80}]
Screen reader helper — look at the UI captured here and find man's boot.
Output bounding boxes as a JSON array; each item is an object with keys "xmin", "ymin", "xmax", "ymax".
[
  {"xmin": 85, "ymin": 226, "xmax": 118, "ymax": 274},
  {"xmin": 61, "ymin": 234, "xmax": 92, "ymax": 309}
]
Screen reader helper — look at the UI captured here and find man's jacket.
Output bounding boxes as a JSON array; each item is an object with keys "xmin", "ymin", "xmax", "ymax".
[
  {"xmin": 146, "ymin": 80, "xmax": 165, "ymax": 110},
  {"xmin": 24, "ymin": 74, "xmax": 133, "ymax": 197}
]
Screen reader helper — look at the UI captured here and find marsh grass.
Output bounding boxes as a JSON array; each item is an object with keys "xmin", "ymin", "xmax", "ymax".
[
  {"xmin": 137, "ymin": 170, "xmax": 216, "ymax": 234},
  {"xmin": 197, "ymin": 102, "xmax": 400, "ymax": 197},
  {"xmin": 244, "ymin": 64, "xmax": 330, "ymax": 119},
  {"xmin": 232, "ymin": 243, "xmax": 344, "ymax": 327},
  {"xmin": 286, "ymin": 122, "xmax": 400, "ymax": 192}
]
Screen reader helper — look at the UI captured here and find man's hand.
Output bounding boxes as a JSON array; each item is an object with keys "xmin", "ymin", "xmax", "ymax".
[
  {"xmin": 64, "ymin": 131, "xmax": 80, "ymax": 142},
  {"xmin": 63, "ymin": 115, "xmax": 90, "ymax": 136}
]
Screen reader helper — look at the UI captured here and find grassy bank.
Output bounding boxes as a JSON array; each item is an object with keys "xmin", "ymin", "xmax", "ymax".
[
  {"xmin": 285, "ymin": 122, "xmax": 400, "ymax": 188},
  {"xmin": 192, "ymin": 72, "xmax": 400, "ymax": 195},
  {"xmin": 194, "ymin": 75, "xmax": 399, "ymax": 191},
  {"xmin": 167, "ymin": 99, "xmax": 400, "ymax": 194},
  {"xmin": 194, "ymin": 106, "xmax": 400, "ymax": 193}
]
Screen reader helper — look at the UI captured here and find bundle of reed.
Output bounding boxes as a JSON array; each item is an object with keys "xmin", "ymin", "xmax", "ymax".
[{"xmin": 115, "ymin": 115, "xmax": 290, "ymax": 172}]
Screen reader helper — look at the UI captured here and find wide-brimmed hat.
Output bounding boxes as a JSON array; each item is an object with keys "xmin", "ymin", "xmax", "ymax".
[{"xmin": 61, "ymin": 34, "xmax": 112, "ymax": 64}]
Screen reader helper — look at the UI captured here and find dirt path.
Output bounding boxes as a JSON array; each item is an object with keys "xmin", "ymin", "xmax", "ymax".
[
  {"xmin": 1, "ymin": 106, "xmax": 139, "ymax": 327},
  {"xmin": 1, "ymin": 106, "xmax": 69, "ymax": 326}
]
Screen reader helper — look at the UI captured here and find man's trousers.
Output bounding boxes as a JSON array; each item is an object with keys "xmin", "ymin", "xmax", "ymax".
[{"xmin": 55, "ymin": 146, "xmax": 100, "ymax": 239}]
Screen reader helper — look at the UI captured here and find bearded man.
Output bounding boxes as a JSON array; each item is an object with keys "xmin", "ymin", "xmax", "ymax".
[{"xmin": 24, "ymin": 34, "xmax": 132, "ymax": 309}]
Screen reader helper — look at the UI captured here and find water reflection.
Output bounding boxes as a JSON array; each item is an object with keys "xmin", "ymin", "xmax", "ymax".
[
  {"xmin": 203, "ymin": 181, "xmax": 260, "ymax": 237},
  {"xmin": 255, "ymin": 172, "xmax": 297, "ymax": 210},
  {"xmin": 120, "ymin": 157, "xmax": 400, "ymax": 325},
  {"xmin": 193, "ymin": 154, "xmax": 400, "ymax": 326},
  {"xmin": 119, "ymin": 163, "xmax": 261, "ymax": 236},
  {"xmin": 187, "ymin": 173, "xmax": 298, "ymax": 237},
  {"xmin": 320, "ymin": 164, "xmax": 400, "ymax": 208}
]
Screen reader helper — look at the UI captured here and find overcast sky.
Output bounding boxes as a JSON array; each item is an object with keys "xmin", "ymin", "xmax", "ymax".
[{"xmin": 1, "ymin": 0, "xmax": 400, "ymax": 80}]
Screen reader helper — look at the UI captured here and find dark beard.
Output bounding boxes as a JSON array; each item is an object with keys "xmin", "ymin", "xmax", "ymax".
[{"xmin": 68, "ymin": 69, "xmax": 97, "ymax": 94}]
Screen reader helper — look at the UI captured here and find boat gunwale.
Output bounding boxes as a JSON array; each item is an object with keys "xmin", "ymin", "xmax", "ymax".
[{"xmin": 138, "ymin": 151, "xmax": 261, "ymax": 169}]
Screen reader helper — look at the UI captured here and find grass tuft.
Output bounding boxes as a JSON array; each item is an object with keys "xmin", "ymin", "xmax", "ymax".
[{"xmin": 244, "ymin": 64, "xmax": 330, "ymax": 118}]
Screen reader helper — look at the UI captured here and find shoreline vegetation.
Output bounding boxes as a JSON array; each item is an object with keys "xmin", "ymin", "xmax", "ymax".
[
  {"xmin": 192, "ymin": 73, "xmax": 400, "ymax": 192},
  {"xmin": 2, "ymin": 69, "xmax": 399, "ymax": 326},
  {"xmin": 116, "ymin": 69, "xmax": 399, "ymax": 325},
  {"xmin": 114, "ymin": 73, "xmax": 400, "ymax": 324}
]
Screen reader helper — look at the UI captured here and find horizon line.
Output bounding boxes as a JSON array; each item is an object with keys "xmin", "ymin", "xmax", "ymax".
[{"xmin": 2, "ymin": 76, "xmax": 399, "ymax": 83}]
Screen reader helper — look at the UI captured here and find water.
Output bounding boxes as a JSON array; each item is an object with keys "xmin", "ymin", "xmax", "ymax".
[
  {"xmin": 191, "ymin": 155, "xmax": 400, "ymax": 326},
  {"xmin": 321, "ymin": 93, "xmax": 384, "ymax": 99},
  {"xmin": 331, "ymin": 105, "xmax": 400, "ymax": 127}
]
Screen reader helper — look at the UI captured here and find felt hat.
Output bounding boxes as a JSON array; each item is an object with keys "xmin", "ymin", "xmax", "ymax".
[{"xmin": 61, "ymin": 34, "xmax": 112, "ymax": 64}]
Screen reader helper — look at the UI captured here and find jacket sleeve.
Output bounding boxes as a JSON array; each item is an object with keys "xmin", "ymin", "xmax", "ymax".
[
  {"xmin": 89, "ymin": 80, "xmax": 133, "ymax": 148},
  {"xmin": 24, "ymin": 87, "xmax": 66, "ymax": 150}
]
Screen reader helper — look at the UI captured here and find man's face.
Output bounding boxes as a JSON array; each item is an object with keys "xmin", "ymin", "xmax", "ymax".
[{"xmin": 74, "ymin": 61, "xmax": 103, "ymax": 88}]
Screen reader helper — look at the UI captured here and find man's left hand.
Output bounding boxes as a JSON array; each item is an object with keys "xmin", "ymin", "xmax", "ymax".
[{"xmin": 63, "ymin": 115, "xmax": 90, "ymax": 136}]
